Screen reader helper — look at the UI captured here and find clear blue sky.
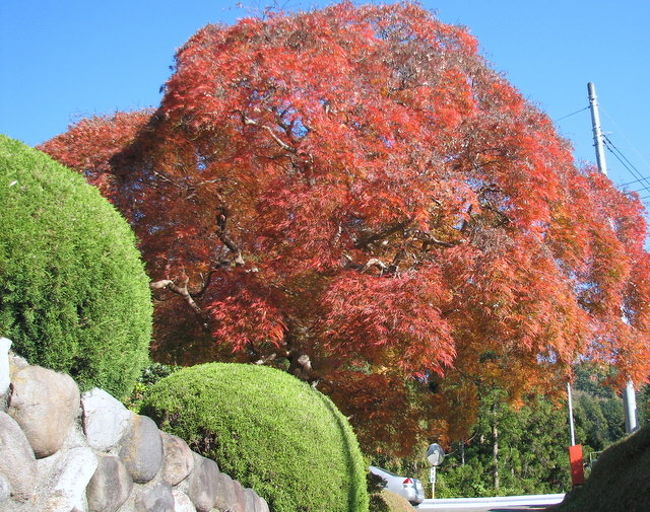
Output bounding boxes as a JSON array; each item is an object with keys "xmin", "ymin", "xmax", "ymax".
[{"xmin": 2, "ymin": 1, "xmax": 649, "ymax": 200}]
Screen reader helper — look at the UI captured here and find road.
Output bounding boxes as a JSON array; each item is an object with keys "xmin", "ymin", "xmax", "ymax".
[{"xmin": 416, "ymin": 494, "xmax": 565, "ymax": 512}]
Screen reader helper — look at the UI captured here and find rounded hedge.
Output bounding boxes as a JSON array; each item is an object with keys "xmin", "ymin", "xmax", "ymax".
[
  {"xmin": 141, "ymin": 363, "xmax": 369, "ymax": 512},
  {"xmin": 0, "ymin": 135, "xmax": 152, "ymax": 398},
  {"xmin": 370, "ymin": 490, "xmax": 416, "ymax": 512}
]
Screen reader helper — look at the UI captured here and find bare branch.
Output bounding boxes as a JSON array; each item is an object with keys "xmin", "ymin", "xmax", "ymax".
[
  {"xmin": 354, "ymin": 219, "xmax": 412, "ymax": 249},
  {"xmin": 216, "ymin": 206, "xmax": 245, "ymax": 266},
  {"xmin": 415, "ymin": 231, "xmax": 458, "ymax": 248},
  {"xmin": 362, "ymin": 257, "xmax": 388, "ymax": 273},
  {"xmin": 150, "ymin": 277, "xmax": 208, "ymax": 329},
  {"xmin": 243, "ymin": 115, "xmax": 297, "ymax": 153}
]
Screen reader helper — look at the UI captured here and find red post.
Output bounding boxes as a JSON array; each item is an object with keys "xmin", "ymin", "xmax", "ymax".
[{"xmin": 568, "ymin": 444, "xmax": 585, "ymax": 486}]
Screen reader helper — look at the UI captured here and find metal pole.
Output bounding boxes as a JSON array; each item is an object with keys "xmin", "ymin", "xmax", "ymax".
[
  {"xmin": 567, "ymin": 381, "xmax": 576, "ymax": 446},
  {"xmin": 587, "ymin": 82, "xmax": 608, "ymax": 176},
  {"xmin": 623, "ymin": 380, "xmax": 639, "ymax": 433},
  {"xmin": 430, "ymin": 466, "xmax": 437, "ymax": 499},
  {"xmin": 587, "ymin": 82, "xmax": 638, "ymax": 435}
]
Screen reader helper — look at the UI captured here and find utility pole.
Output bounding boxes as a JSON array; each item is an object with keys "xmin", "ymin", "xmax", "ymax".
[
  {"xmin": 587, "ymin": 82, "xmax": 638, "ymax": 434},
  {"xmin": 567, "ymin": 381, "xmax": 576, "ymax": 446},
  {"xmin": 588, "ymin": 82, "xmax": 608, "ymax": 176}
]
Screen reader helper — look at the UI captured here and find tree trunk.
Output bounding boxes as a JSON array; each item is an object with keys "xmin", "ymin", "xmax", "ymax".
[{"xmin": 492, "ymin": 402, "xmax": 499, "ymax": 492}]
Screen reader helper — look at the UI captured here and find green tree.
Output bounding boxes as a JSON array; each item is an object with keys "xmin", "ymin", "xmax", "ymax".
[{"xmin": 437, "ymin": 389, "xmax": 571, "ymax": 497}]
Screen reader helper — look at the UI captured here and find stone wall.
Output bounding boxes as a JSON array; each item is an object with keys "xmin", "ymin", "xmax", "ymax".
[{"xmin": 0, "ymin": 338, "xmax": 270, "ymax": 512}]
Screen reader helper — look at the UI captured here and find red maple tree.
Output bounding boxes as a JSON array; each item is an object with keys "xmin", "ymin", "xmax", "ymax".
[{"xmin": 40, "ymin": 2, "xmax": 650, "ymax": 456}]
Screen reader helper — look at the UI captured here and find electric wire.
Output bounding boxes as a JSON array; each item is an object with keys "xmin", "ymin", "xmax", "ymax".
[
  {"xmin": 601, "ymin": 107, "xmax": 650, "ymax": 171},
  {"xmin": 554, "ymin": 105, "xmax": 590, "ymax": 122},
  {"xmin": 603, "ymin": 135, "xmax": 650, "ymax": 198}
]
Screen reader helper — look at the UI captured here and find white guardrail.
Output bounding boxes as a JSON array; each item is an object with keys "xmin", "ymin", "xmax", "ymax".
[{"xmin": 417, "ymin": 493, "xmax": 565, "ymax": 509}]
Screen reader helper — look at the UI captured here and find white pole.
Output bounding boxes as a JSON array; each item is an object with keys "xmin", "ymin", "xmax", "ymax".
[
  {"xmin": 588, "ymin": 82, "xmax": 608, "ymax": 176},
  {"xmin": 587, "ymin": 82, "xmax": 638, "ymax": 435},
  {"xmin": 623, "ymin": 380, "xmax": 639, "ymax": 433},
  {"xmin": 430, "ymin": 466, "xmax": 437, "ymax": 499},
  {"xmin": 567, "ymin": 381, "xmax": 576, "ymax": 446}
]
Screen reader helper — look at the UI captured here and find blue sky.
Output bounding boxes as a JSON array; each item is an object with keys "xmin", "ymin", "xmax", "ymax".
[{"xmin": 2, "ymin": 1, "xmax": 649, "ymax": 199}]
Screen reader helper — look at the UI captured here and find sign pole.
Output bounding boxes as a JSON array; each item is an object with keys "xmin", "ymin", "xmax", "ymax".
[{"xmin": 430, "ymin": 466, "xmax": 437, "ymax": 499}]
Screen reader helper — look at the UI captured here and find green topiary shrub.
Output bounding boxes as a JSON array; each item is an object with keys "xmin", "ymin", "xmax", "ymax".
[
  {"xmin": 0, "ymin": 135, "xmax": 152, "ymax": 398},
  {"xmin": 140, "ymin": 363, "xmax": 369, "ymax": 512},
  {"xmin": 369, "ymin": 490, "xmax": 416, "ymax": 512}
]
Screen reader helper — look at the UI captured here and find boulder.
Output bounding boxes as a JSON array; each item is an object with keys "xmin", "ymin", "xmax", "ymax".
[
  {"xmin": 161, "ymin": 433, "xmax": 194, "ymax": 486},
  {"xmin": 137, "ymin": 482, "xmax": 174, "ymax": 512},
  {"xmin": 213, "ymin": 471, "xmax": 237, "ymax": 511},
  {"xmin": 259, "ymin": 497, "xmax": 270, "ymax": 512},
  {"xmin": 187, "ymin": 453, "xmax": 219, "ymax": 512},
  {"xmin": 44, "ymin": 446, "xmax": 98, "ymax": 512},
  {"xmin": 0, "ymin": 411, "xmax": 37, "ymax": 501},
  {"xmin": 0, "ymin": 473, "xmax": 11, "ymax": 503},
  {"xmin": 119, "ymin": 415, "xmax": 163, "ymax": 483},
  {"xmin": 86, "ymin": 454, "xmax": 133, "ymax": 512},
  {"xmin": 8, "ymin": 365, "xmax": 80, "ymax": 457},
  {"xmin": 244, "ymin": 488, "xmax": 257, "ymax": 512},
  {"xmin": 230, "ymin": 479, "xmax": 247, "ymax": 512},
  {"xmin": 82, "ymin": 388, "xmax": 132, "ymax": 452},
  {"xmin": 0, "ymin": 337, "xmax": 11, "ymax": 397},
  {"xmin": 172, "ymin": 489, "xmax": 196, "ymax": 512}
]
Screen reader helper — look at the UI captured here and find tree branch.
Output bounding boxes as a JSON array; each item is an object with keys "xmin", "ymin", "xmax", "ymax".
[
  {"xmin": 150, "ymin": 277, "xmax": 209, "ymax": 329},
  {"xmin": 242, "ymin": 115, "xmax": 297, "ymax": 153},
  {"xmin": 354, "ymin": 219, "xmax": 412, "ymax": 249},
  {"xmin": 216, "ymin": 206, "xmax": 245, "ymax": 266}
]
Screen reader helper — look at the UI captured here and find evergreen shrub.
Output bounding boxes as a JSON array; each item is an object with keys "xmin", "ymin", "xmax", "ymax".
[
  {"xmin": 0, "ymin": 135, "xmax": 152, "ymax": 398},
  {"xmin": 555, "ymin": 424, "xmax": 650, "ymax": 512},
  {"xmin": 369, "ymin": 490, "xmax": 415, "ymax": 512},
  {"xmin": 141, "ymin": 362, "xmax": 369, "ymax": 512}
]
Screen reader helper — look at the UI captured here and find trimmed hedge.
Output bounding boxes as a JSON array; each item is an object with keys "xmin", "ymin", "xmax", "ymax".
[
  {"xmin": 555, "ymin": 424, "xmax": 650, "ymax": 512},
  {"xmin": 370, "ymin": 490, "xmax": 416, "ymax": 512},
  {"xmin": 141, "ymin": 363, "xmax": 369, "ymax": 512},
  {"xmin": 0, "ymin": 135, "xmax": 152, "ymax": 398}
]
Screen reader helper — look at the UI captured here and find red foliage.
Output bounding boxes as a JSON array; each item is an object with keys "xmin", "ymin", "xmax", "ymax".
[{"xmin": 39, "ymin": 2, "xmax": 650, "ymax": 457}]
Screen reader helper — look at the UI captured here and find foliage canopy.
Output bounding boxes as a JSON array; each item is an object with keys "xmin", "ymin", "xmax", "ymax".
[
  {"xmin": 0, "ymin": 135, "xmax": 152, "ymax": 398},
  {"xmin": 40, "ymin": 2, "xmax": 650, "ymax": 454},
  {"xmin": 140, "ymin": 362, "xmax": 369, "ymax": 512}
]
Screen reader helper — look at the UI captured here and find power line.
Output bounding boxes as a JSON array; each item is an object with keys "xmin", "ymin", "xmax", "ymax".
[
  {"xmin": 601, "ymin": 107, "xmax": 650, "ymax": 172},
  {"xmin": 619, "ymin": 176, "xmax": 650, "ymax": 188},
  {"xmin": 602, "ymin": 135, "xmax": 650, "ymax": 198},
  {"xmin": 554, "ymin": 105, "xmax": 590, "ymax": 122}
]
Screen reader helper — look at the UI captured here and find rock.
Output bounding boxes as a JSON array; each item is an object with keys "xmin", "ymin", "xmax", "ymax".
[
  {"xmin": 213, "ymin": 472, "xmax": 236, "ymax": 512},
  {"xmin": 258, "ymin": 497, "xmax": 270, "ymax": 512},
  {"xmin": 137, "ymin": 482, "xmax": 174, "ymax": 512},
  {"xmin": 0, "ymin": 411, "xmax": 37, "ymax": 501},
  {"xmin": 8, "ymin": 365, "xmax": 80, "ymax": 457},
  {"xmin": 243, "ymin": 489, "xmax": 267, "ymax": 512},
  {"xmin": 119, "ymin": 415, "xmax": 163, "ymax": 483},
  {"xmin": 82, "ymin": 388, "xmax": 132, "ymax": 452},
  {"xmin": 0, "ymin": 474, "xmax": 11, "ymax": 503},
  {"xmin": 161, "ymin": 433, "xmax": 194, "ymax": 486},
  {"xmin": 230, "ymin": 479, "xmax": 247, "ymax": 512},
  {"xmin": 0, "ymin": 337, "xmax": 11, "ymax": 397},
  {"xmin": 187, "ymin": 453, "xmax": 219, "ymax": 512},
  {"xmin": 8, "ymin": 352, "xmax": 29, "ymax": 372},
  {"xmin": 244, "ymin": 488, "xmax": 257, "ymax": 512},
  {"xmin": 45, "ymin": 446, "xmax": 98, "ymax": 512},
  {"xmin": 86, "ymin": 454, "xmax": 133, "ymax": 512},
  {"xmin": 172, "ymin": 490, "xmax": 196, "ymax": 512}
]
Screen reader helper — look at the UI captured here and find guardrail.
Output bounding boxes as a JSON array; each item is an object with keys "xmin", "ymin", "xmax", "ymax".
[{"xmin": 417, "ymin": 493, "xmax": 565, "ymax": 509}]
